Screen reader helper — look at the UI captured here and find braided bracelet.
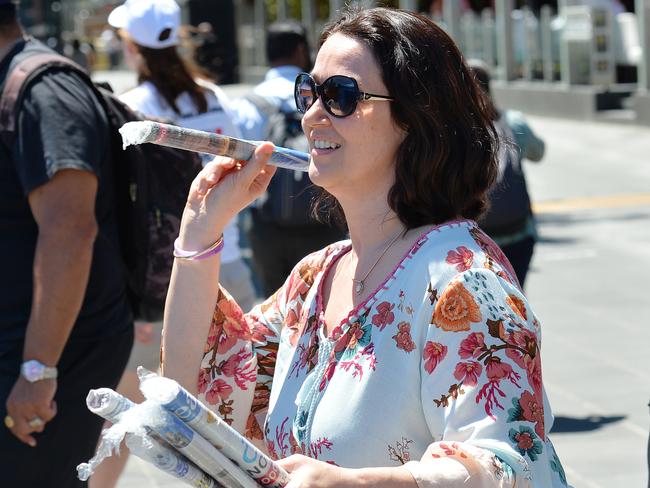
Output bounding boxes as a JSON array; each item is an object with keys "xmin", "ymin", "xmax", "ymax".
[{"xmin": 173, "ymin": 235, "xmax": 224, "ymax": 261}]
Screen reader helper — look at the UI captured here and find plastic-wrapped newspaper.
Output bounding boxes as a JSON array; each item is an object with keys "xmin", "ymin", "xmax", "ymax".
[
  {"xmin": 78, "ymin": 388, "xmax": 219, "ymax": 488},
  {"xmin": 138, "ymin": 401, "xmax": 258, "ymax": 488},
  {"xmin": 139, "ymin": 367, "xmax": 290, "ymax": 487},
  {"xmin": 79, "ymin": 371, "xmax": 291, "ymax": 487},
  {"xmin": 126, "ymin": 433, "xmax": 218, "ymax": 488}
]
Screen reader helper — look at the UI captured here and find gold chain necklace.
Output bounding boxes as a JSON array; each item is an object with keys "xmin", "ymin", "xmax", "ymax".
[{"xmin": 351, "ymin": 229, "xmax": 403, "ymax": 295}]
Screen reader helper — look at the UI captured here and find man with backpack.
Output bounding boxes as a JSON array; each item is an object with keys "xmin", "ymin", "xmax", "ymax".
[
  {"xmin": 0, "ymin": 2, "xmax": 133, "ymax": 484},
  {"xmin": 235, "ymin": 21, "xmax": 347, "ymax": 296},
  {"xmin": 470, "ymin": 60, "xmax": 545, "ymax": 288}
]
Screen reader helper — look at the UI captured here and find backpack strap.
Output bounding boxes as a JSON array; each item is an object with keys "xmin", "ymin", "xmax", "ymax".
[{"xmin": 0, "ymin": 53, "xmax": 88, "ymax": 147}]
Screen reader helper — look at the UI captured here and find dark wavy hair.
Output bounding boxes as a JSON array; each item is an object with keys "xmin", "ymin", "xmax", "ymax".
[
  {"xmin": 126, "ymin": 34, "xmax": 208, "ymax": 115},
  {"xmin": 313, "ymin": 7, "xmax": 499, "ymax": 229}
]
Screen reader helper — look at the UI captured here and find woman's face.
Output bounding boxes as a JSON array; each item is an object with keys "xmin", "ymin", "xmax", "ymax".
[
  {"xmin": 302, "ymin": 33, "xmax": 405, "ymax": 199},
  {"xmin": 121, "ymin": 36, "xmax": 140, "ymax": 71}
]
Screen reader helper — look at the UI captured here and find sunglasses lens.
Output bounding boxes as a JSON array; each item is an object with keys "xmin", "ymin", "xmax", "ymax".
[
  {"xmin": 322, "ymin": 76, "xmax": 358, "ymax": 117},
  {"xmin": 295, "ymin": 74, "xmax": 315, "ymax": 114}
]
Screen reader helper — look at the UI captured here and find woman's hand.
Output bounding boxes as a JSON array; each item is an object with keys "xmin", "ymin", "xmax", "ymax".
[
  {"xmin": 277, "ymin": 454, "xmax": 418, "ymax": 488},
  {"xmin": 178, "ymin": 142, "xmax": 276, "ymax": 250},
  {"xmin": 277, "ymin": 454, "xmax": 354, "ymax": 488}
]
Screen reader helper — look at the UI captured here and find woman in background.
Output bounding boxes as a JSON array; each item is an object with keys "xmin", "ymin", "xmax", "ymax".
[{"xmin": 90, "ymin": 1, "xmax": 256, "ymax": 486}]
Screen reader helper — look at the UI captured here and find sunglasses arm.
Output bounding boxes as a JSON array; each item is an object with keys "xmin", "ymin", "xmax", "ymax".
[{"xmin": 361, "ymin": 93, "xmax": 394, "ymax": 102}]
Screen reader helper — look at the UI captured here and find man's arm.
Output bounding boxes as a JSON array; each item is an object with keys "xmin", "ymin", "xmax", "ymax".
[{"xmin": 5, "ymin": 168, "xmax": 98, "ymax": 447}]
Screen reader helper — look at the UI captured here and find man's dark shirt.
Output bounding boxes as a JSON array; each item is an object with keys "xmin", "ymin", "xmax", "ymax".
[{"xmin": 0, "ymin": 39, "xmax": 131, "ymax": 346}]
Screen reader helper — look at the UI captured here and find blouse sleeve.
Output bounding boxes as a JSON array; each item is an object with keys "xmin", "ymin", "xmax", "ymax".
[
  {"xmin": 196, "ymin": 248, "xmax": 332, "ymax": 442},
  {"xmin": 196, "ymin": 282, "xmax": 286, "ymax": 440},
  {"xmin": 404, "ymin": 268, "xmax": 567, "ymax": 488}
]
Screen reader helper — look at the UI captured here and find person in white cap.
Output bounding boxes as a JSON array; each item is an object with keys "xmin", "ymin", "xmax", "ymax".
[{"xmin": 90, "ymin": 1, "xmax": 257, "ymax": 487}]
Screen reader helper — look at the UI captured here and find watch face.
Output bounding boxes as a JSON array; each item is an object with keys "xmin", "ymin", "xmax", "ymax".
[{"xmin": 23, "ymin": 361, "xmax": 43, "ymax": 381}]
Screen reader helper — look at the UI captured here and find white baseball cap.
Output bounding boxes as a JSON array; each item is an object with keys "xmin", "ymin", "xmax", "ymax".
[{"xmin": 108, "ymin": 0, "xmax": 181, "ymax": 49}]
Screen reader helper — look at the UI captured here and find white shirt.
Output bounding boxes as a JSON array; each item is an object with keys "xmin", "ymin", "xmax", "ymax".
[
  {"xmin": 120, "ymin": 80, "xmax": 242, "ymax": 263},
  {"xmin": 233, "ymin": 65, "xmax": 303, "ymax": 141}
]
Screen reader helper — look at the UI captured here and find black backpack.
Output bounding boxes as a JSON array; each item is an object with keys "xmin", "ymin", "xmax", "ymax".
[
  {"xmin": 244, "ymin": 92, "xmax": 318, "ymax": 227},
  {"xmin": 0, "ymin": 43, "xmax": 203, "ymax": 321},
  {"xmin": 478, "ymin": 117, "xmax": 532, "ymax": 237}
]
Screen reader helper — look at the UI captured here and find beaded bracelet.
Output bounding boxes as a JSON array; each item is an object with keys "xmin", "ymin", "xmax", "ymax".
[{"xmin": 173, "ymin": 235, "xmax": 224, "ymax": 261}]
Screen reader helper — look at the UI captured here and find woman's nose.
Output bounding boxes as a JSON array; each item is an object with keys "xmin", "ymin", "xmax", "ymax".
[{"xmin": 302, "ymin": 97, "xmax": 331, "ymax": 129}]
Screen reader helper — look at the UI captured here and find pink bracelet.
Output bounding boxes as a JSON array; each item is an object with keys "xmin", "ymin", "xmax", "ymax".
[{"xmin": 173, "ymin": 235, "xmax": 224, "ymax": 261}]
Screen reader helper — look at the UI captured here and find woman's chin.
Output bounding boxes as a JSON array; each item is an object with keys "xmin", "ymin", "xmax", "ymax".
[{"xmin": 307, "ymin": 164, "xmax": 332, "ymax": 189}]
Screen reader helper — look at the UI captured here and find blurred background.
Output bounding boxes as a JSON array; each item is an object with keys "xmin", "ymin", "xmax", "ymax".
[
  {"xmin": 14, "ymin": 0, "xmax": 650, "ymax": 124},
  {"xmin": 14, "ymin": 1, "xmax": 649, "ymax": 487}
]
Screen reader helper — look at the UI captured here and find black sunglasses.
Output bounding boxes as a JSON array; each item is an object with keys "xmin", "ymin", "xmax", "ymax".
[{"xmin": 294, "ymin": 72, "xmax": 394, "ymax": 118}]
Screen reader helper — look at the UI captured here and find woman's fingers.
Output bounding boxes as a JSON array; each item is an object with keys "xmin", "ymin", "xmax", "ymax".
[
  {"xmin": 192, "ymin": 157, "xmax": 236, "ymax": 197},
  {"xmin": 240, "ymin": 143, "xmax": 275, "ymax": 185}
]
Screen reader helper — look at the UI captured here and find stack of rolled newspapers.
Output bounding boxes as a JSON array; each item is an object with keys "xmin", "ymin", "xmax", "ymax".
[{"xmin": 77, "ymin": 367, "xmax": 289, "ymax": 488}]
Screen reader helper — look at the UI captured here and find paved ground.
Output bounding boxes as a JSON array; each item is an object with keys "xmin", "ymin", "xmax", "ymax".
[{"xmin": 93, "ymin": 70, "xmax": 650, "ymax": 487}]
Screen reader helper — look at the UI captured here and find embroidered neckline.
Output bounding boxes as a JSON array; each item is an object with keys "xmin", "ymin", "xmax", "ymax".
[{"xmin": 314, "ymin": 219, "xmax": 475, "ymax": 340}]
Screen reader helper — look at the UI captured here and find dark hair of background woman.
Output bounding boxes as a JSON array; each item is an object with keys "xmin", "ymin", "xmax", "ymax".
[
  {"xmin": 312, "ymin": 7, "xmax": 499, "ymax": 230},
  {"xmin": 127, "ymin": 33, "xmax": 208, "ymax": 114}
]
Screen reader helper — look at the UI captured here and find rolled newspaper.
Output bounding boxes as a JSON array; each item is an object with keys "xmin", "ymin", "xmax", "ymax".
[
  {"xmin": 139, "ymin": 401, "xmax": 259, "ymax": 488},
  {"xmin": 86, "ymin": 386, "xmax": 135, "ymax": 422},
  {"xmin": 78, "ymin": 388, "xmax": 140, "ymax": 481},
  {"xmin": 120, "ymin": 121, "xmax": 310, "ymax": 172},
  {"xmin": 80, "ymin": 389, "xmax": 220, "ymax": 488},
  {"xmin": 139, "ymin": 369, "xmax": 289, "ymax": 487},
  {"xmin": 126, "ymin": 433, "xmax": 218, "ymax": 488}
]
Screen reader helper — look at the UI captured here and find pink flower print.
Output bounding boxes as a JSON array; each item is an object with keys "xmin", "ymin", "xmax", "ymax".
[
  {"xmin": 372, "ymin": 301, "xmax": 395, "ymax": 331},
  {"xmin": 526, "ymin": 356, "xmax": 543, "ymax": 396},
  {"xmin": 516, "ymin": 430, "xmax": 534, "ymax": 450},
  {"xmin": 486, "ymin": 356, "xmax": 514, "ymax": 381},
  {"xmin": 285, "ymin": 306, "xmax": 302, "ymax": 346},
  {"xmin": 204, "ymin": 321, "xmax": 220, "ymax": 353},
  {"xmin": 221, "ymin": 349, "xmax": 246, "ymax": 377},
  {"xmin": 505, "ymin": 329, "xmax": 538, "ymax": 370},
  {"xmin": 458, "ymin": 332, "xmax": 485, "ymax": 359},
  {"xmin": 249, "ymin": 321, "xmax": 275, "ymax": 344},
  {"xmin": 198, "ymin": 368, "xmax": 210, "ymax": 394},
  {"xmin": 346, "ymin": 323, "xmax": 365, "ymax": 350},
  {"xmin": 423, "ymin": 341, "xmax": 448, "ymax": 374},
  {"xmin": 453, "ymin": 361, "xmax": 483, "ymax": 386},
  {"xmin": 519, "ymin": 390, "xmax": 546, "ymax": 439},
  {"xmin": 219, "ymin": 297, "xmax": 251, "ymax": 341},
  {"xmin": 267, "ymin": 440, "xmax": 279, "ymax": 461},
  {"xmin": 446, "ymin": 246, "xmax": 474, "ymax": 272},
  {"xmin": 392, "ymin": 322, "xmax": 416, "ymax": 353},
  {"xmin": 205, "ymin": 379, "xmax": 233, "ymax": 405}
]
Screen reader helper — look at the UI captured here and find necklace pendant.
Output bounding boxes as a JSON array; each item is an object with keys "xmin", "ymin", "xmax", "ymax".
[{"xmin": 354, "ymin": 281, "xmax": 364, "ymax": 295}]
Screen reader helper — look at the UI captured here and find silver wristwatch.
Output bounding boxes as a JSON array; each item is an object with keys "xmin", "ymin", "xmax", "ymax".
[{"xmin": 20, "ymin": 360, "xmax": 58, "ymax": 383}]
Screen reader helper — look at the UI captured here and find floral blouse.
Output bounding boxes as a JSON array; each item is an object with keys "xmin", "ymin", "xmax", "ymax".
[{"xmin": 197, "ymin": 220, "xmax": 569, "ymax": 487}]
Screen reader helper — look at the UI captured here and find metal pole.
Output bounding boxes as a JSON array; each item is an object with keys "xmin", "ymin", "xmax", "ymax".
[
  {"xmin": 481, "ymin": 8, "xmax": 496, "ymax": 68},
  {"xmin": 302, "ymin": 0, "xmax": 317, "ymax": 50},
  {"xmin": 638, "ymin": 0, "xmax": 650, "ymax": 92},
  {"xmin": 277, "ymin": 0, "xmax": 287, "ymax": 21},
  {"xmin": 557, "ymin": 0, "xmax": 571, "ymax": 85},
  {"xmin": 495, "ymin": 0, "xmax": 516, "ymax": 81},
  {"xmin": 399, "ymin": 0, "xmax": 417, "ymax": 11},
  {"xmin": 521, "ymin": 7, "xmax": 533, "ymax": 80},
  {"xmin": 540, "ymin": 5, "xmax": 554, "ymax": 82},
  {"xmin": 330, "ymin": 0, "xmax": 343, "ymax": 20},
  {"xmin": 254, "ymin": 0, "xmax": 266, "ymax": 66},
  {"xmin": 443, "ymin": 0, "xmax": 461, "ymax": 42}
]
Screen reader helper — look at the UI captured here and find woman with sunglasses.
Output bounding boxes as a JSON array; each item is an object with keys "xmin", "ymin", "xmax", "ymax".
[{"xmin": 162, "ymin": 7, "xmax": 569, "ymax": 488}]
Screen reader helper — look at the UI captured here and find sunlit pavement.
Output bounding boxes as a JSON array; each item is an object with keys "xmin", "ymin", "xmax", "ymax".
[{"xmin": 92, "ymin": 71, "xmax": 650, "ymax": 487}]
